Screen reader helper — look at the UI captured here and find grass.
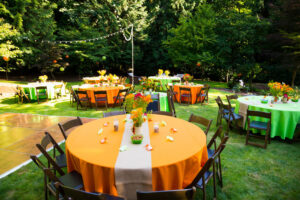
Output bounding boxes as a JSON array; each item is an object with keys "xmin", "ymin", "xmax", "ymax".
[{"xmin": 0, "ymin": 81, "xmax": 299, "ymax": 200}]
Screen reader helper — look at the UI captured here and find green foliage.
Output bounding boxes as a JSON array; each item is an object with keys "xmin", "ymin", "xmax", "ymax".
[{"xmin": 164, "ymin": 4, "xmax": 217, "ymax": 76}]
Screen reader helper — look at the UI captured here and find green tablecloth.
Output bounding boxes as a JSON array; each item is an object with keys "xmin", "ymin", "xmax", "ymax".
[
  {"xmin": 22, "ymin": 82, "xmax": 66, "ymax": 100},
  {"xmin": 235, "ymin": 96, "xmax": 300, "ymax": 139},
  {"xmin": 148, "ymin": 76, "xmax": 181, "ymax": 91},
  {"xmin": 145, "ymin": 92, "xmax": 170, "ymax": 112}
]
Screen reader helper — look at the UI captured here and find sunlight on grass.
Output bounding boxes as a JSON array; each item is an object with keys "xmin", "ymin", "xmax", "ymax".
[{"xmin": 0, "ymin": 83, "xmax": 299, "ymax": 200}]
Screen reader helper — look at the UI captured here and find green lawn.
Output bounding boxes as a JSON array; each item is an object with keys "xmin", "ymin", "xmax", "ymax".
[{"xmin": 0, "ymin": 81, "xmax": 299, "ymax": 200}]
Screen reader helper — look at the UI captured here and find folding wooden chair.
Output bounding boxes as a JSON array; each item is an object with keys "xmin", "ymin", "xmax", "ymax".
[
  {"xmin": 179, "ymin": 87, "xmax": 192, "ymax": 104},
  {"xmin": 36, "ymin": 86, "xmax": 48, "ymax": 104},
  {"xmin": 245, "ymin": 110, "xmax": 271, "ymax": 149},
  {"xmin": 58, "ymin": 117, "xmax": 83, "ymax": 139},
  {"xmin": 94, "ymin": 90, "xmax": 108, "ymax": 110},
  {"xmin": 30, "ymin": 155, "xmax": 83, "ymax": 200},
  {"xmin": 188, "ymin": 113, "xmax": 213, "ymax": 135},
  {"xmin": 196, "ymin": 84, "xmax": 210, "ymax": 105},
  {"xmin": 75, "ymin": 90, "xmax": 90, "ymax": 110},
  {"xmin": 113, "ymin": 88, "xmax": 129, "ymax": 108}
]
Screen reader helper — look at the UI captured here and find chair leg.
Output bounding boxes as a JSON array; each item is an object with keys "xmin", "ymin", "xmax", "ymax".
[
  {"xmin": 245, "ymin": 129, "xmax": 250, "ymax": 145},
  {"xmin": 44, "ymin": 174, "xmax": 48, "ymax": 200},
  {"xmin": 218, "ymin": 155, "xmax": 223, "ymax": 187},
  {"xmin": 264, "ymin": 132, "xmax": 268, "ymax": 149},
  {"xmin": 202, "ymin": 175, "xmax": 206, "ymax": 200},
  {"xmin": 226, "ymin": 120, "xmax": 230, "ymax": 135},
  {"xmin": 213, "ymin": 162, "xmax": 217, "ymax": 199}
]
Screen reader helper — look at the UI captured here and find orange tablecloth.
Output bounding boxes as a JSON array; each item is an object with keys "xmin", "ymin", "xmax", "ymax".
[
  {"xmin": 174, "ymin": 84, "xmax": 204, "ymax": 104},
  {"xmin": 79, "ymin": 86, "xmax": 123, "ymax": 104},
  {"xmin": 66, "ymin": 114, "xmax": 208, "ymax": 195}
]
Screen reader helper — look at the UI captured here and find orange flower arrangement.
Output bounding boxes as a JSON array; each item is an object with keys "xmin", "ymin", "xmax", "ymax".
[
  {"xmin": 268, "ymin": 82, "xmax": 293, "ymax": 97},
  {"xmin": 183, "ymin": 73, "xmax": 193, "ymax": 81},
  {"xmin": 130, "ymin": 108, "xmax": 144, "ymax": 127},
  {"xmin": 124, "ymin": 93, "xmax": 152, "ymax": 113}
]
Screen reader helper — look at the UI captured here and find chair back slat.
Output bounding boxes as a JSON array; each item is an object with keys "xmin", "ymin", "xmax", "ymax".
[
  {"xmin": 45, "ymin": 132, "xmax": 64, "ymax": 155},
  {"xmin": 136, "ymin": 187, "xmax": 196, "ymax": 200},
  {"xmin": 55, "ymin": 182, "xmax": 124, "ymax": 200},
  {"xmin": 153, "ymin": 111, "xmax": 173, "ymax": 116},
  {"xmin": 167, "ymin": 90, "xmax": 176, "ymax": 117},
  {"xmin": 40, "ymin": 134, "xmax": 52, "ymax": 149},
  {"xmin": 188, "ymin": 114, "xmax": 212, "ymax": 135},
  {"xmin": 103, "ymin": 111, "xmax": 126, "ymax": 118},
  {"xmin": 207, "ymin": 126, "xmax": 223, "ymax": 149},
  {"xmin": 179, "ymin": 87, "xmax": 191, "ymax": 92},
  {"xmin": 94, "ymin": 90, "xmax": 107, "ymax": 95},
  {"xmin": 58, "ymin": 117, "xmax": 83, "ymax": 139},
  {"xmin": 247, "ymin": 110, "xmax": 271, "ymax": 119}
]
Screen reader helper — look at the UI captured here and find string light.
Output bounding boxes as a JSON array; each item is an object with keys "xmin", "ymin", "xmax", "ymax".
[{"xmin": 20, "ymin": 25, "xmax": 132, "ymax": 44}]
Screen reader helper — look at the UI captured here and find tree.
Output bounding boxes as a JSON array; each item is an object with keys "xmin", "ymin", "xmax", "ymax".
[
  {"xmin": 0, "ymin": 18, "xmax": 22, "ymax": 80},
  {"xmin": 163, "ymin": 4, "xmax": 217, "ymax": 77}
]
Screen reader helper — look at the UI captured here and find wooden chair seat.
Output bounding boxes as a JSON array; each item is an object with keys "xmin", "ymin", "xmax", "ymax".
[
  {"xmin": 49, "ymin": 171, "xmax": 83, "ymax": 192},
  {"xmin": 55, "ymin": 154, "xmax": 67, "ymax": 168},
  {"xmin": 78, "ymin": 97, "xmax": 89, "ymax": 101},
  {"xmin": 181, "ymin": 93, "xmax": 191, "ymax": 97},
  {"xmin": 249, "ymin": 121, "xmax": 268, "ymax": 130},
  {"xmin": 195, "ymin": 171, "xmax": 214, "ymax": 188},
  {"xmin": 95, "ymin": 97, "xmax": 107, "ymax": 102},
  {"xmin": 223, "ymin": 113, "xmax": 243, "ymax": 121}
]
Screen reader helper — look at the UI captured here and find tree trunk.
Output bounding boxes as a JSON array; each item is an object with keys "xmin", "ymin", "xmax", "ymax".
[
  {"xmin": 6, "ymin": 62, "xmax": 8, "ymax": 80},
  {"xmin": 291, "ymin": 67, "xmax": 298, "ymax": 87}
]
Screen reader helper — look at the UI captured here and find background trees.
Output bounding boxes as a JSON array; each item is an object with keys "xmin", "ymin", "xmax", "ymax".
[{"xmin": 0, "ymin": 0, "xmax": 298, "ymax": 86}]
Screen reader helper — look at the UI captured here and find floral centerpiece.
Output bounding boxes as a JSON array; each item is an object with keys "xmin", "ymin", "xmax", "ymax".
[
  {"xmin": 123, "ymin": 93, "xmax": 152, "ymax": 113},
  {"xmin": 268, "ymin": 82, "xmax": 282, "ymax": 102},
  {"xmin": 165, "ymin": 70, "xmax": 170, "ymax": 77},
  {"xmin": 123, "ymin": 93, "xmax": 152, "ymax": 143},
  {"xmin": 290, "ymin": 87, "xmax": 299, "ymax": 102},
  {"xmin": 183, "ymin": 73, "xmax": 193, "ymax": 84},
  {"xmin": 141, "ymin": 78, "xmax": 154, "ymax": 91},
  {"xmin": 268, "ymin": 82, "xmax": 293, "ymax": 103},
  {"xmin": 39, "ymin": 75, "xmax": 48, "ymax": 83},
  {"xmin": 158, "ymin": 69, "xmax": 163, "ymax": 76},
  {"xmin": 98, "ymin": 69, "xmax": 106, "ymax": 76}
]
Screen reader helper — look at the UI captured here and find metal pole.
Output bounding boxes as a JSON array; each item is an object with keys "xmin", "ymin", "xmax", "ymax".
[{"xmin": 131, "ymin": 25, "xmax": 134, "ymax": 86}]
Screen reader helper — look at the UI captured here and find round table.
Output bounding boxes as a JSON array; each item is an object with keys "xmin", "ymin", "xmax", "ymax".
[
  {"xmin": 235, "ymin": 96, "xmax": 300, "ymax": 139},
  {"xmin": 173, "ymin": 84, "xmax": 204, "ymax": 104},
  {"xmin": 66, "ymin": 114, "xmax": 208, "ymax": 197},
  {"xmin": 148, "ymin": 76, "xmax": 181, "ymax": 91},
  {"xmin": 78, "ymin": 85, "xmax": 125, "ymax": 105},
  {"xmin": 22, "ymin": 82, "xmax": 65, "ymax": 100}
]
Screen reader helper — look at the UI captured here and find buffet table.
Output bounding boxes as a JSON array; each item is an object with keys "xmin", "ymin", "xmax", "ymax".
[{"xmin": 66, "ymin": 114, "xmax": 208, "ymax": 199}]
